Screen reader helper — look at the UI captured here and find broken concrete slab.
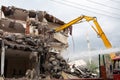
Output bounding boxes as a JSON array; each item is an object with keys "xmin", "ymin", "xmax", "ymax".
[{"xmin": 53, "ymin": 32, "xmax": 68, "ymax": 44}]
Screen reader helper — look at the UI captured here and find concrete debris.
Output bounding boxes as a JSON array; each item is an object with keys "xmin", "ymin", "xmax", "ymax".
[
  {"xmin": 72, "ymin": 66, "xmax": 96, "ymax": 78},
  {"xmin": 0, "ymin": 6, "xmax": 97, "ymax": 79},
  {"xmin": 53, "ymin": 32, "xmax": 68, "ymax": 44}
]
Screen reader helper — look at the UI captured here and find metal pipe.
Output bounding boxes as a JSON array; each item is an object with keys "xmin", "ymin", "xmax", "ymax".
[{"xmin": 99, "ymin": 54, "xmax": 101, "ymax": 78}]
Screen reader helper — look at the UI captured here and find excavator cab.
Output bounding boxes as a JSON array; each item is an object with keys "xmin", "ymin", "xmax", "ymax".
[{"xmin": 112, "ymin": 56, "xmax": 120, "ymax": 80}]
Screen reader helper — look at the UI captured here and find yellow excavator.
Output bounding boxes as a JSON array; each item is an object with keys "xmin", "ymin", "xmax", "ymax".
[
  {"xmin": 51, "ymin": 15, "xmax": 120, "ymax": 80},
  {"xmin": 53, "ymin": 15, "xmax": 116, "ymax": 59}
]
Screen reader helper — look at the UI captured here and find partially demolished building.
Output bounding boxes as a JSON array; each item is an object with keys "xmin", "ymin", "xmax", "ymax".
[
  {"xmin": 0, "ymin": 6, "xmax": 70, "ymax": 79},
  {"xmin": 0, "ymin": 6, "xmax": 97, "ymax": 80}
]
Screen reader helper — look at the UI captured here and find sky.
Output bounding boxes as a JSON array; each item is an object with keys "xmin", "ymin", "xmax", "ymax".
[{"xmin": 0, "ymin": 0, "xmax": 120, "ymax": 60}]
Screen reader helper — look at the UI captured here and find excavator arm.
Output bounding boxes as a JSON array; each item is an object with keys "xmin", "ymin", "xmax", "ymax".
[
  {"xmin": 84, "ymin": 16, "xmax": 112, "ymax": 48},
  {"xmin": 54, "ymin": 15, "xmax": 116, "ymax": 59}
]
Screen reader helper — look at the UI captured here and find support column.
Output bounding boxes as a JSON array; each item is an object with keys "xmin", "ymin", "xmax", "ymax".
[{"xmin": 1, "ymin": 40, "xmax": 5, "ymax": 76}]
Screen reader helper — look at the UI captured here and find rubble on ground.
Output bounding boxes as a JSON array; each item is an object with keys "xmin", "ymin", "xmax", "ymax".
[{"xmin": 0, "ymin": 6, "xmax": 97, "ymax": 79}]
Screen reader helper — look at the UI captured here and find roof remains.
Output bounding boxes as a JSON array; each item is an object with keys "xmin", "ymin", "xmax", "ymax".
[{"xmin": 0, "ymin": 5, "xmax": 69, "ymax": 53}]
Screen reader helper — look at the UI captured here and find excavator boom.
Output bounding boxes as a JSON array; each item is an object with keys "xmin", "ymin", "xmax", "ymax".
[{"xmin": 55, "ymin": 16, "xmax": 84, "ymax": 32}]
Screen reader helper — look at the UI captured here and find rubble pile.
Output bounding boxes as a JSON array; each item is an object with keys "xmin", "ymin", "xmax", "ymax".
[
  {"xmin": 0, "ymin": 6, "xmax": 97, "ymax": 79},
  {"xmin": 71, "ymin": 66, "xmax": 97, "ymax": 78},
  {"xmin": 44, "ymin": 53, "xmax": 97, "ymax": 79},
  {"xmin": 44, "ymin": 53, "xmax": 71, "ymax": 79}
]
